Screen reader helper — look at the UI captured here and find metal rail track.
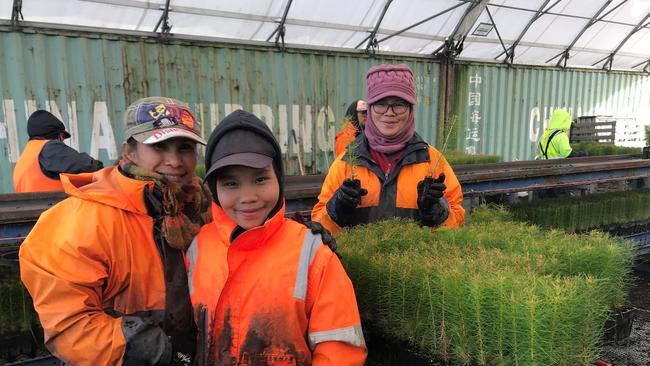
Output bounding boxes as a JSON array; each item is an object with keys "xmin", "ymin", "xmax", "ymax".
[
  {"xmin": 2, "ymin": 154, "xmax": 649, "ymax": 225},
  {"xmin": 3, "ymin": 154, "xmax": 650, "ymax": 250}
]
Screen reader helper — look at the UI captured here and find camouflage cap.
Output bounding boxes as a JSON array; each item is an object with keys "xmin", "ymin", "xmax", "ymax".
[{"xmin": 123, "ymin": 96, "xmax": 206, "ymax": 145}]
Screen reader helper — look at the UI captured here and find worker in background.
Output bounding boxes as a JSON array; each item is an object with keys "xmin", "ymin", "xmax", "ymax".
[
  {"xmin": 335, "ymin": 99, "xmax": 367, "ymax": 156},
  {"xmin": 312, "ymin": 64, "xmax": 465, "ymax": 236},
  {"xmin": 189, "ymin": 110, "xmax": 367, "ymax": 365},
  {"xmin": 538, "ymin": 108, "xmax": 587, "ymax": 159},
  {"xmin": 13, "ymin": 110, "xmax": 103, "ymax": 192},
  {"xmin": 20, "ymin": 97, "xmax": 212, "ymax": 366}
]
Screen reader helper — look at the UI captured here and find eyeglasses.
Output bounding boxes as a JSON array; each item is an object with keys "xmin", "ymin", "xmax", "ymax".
[{"xmin": 371, "ymin": 101, "xmax": 411, "ymax": 115}]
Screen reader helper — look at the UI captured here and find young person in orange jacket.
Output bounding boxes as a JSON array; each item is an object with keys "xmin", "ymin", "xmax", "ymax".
[
  {"xmin": 312, "ymin": 64, "xmax": 465, "ymax": 235},
  {"xmin": 20, "ymin": 97, "xmax": 211, "ymax": 366},
  {"xmin": 188, "ymin": 109, "xmax": 367, "ymax": 365}
]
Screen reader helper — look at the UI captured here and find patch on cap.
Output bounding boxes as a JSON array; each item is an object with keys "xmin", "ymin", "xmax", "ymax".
[{"xmin": 124, "ymin": 97, "xmax": 206, "ymax": 145}]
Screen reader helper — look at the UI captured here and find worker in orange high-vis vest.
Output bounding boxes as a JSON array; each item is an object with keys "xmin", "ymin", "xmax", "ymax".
[
  {"xmin": 334, "ymin": 100, "xmax": 367, "ymax": 157},
  {"xmin": 13, "ymin": 110, "xmax": 103, "ymax": 193},
  {"xmin": 188, "ymin": 110, "xmax": 367, "ymax": 365}
]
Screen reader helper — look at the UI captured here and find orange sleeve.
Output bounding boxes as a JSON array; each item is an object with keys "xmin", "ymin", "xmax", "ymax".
[
  {"xmin": 19, "ymin": 202, "xmax": 127, "ymax": 366},
  {"xmin": 311, "ymin": 157, "xmax": 351, "ymax": 236},
  {"xmin": 313, "ymin": 341, "xmax": 368, "ymax": 366},
  {"xmin": 307, "ymin": 248, "xmax": 367, "ymax": 366},
  {"xmin": 429, "ymin": 149, "xmax": 465, "ymax": 228}
]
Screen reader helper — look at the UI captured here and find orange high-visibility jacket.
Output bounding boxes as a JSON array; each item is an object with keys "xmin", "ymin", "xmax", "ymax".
[
  {"xmin": 335, "ymin": 121, "xmax": 359, "ymax": 157},
  {"xmin": 19, "ymin": 167, "xmax": 174, "ymax": 366},
  {"xmin": 13, "ymin": 139, "xmax": 64, "ymax": 192},
  {"xmin": 187, "ymin": 203, "xmax": 367, "ymax": 366},
  {"xmin": 312, "ymin": 133, "xmax": 465, "ymax": 235}
]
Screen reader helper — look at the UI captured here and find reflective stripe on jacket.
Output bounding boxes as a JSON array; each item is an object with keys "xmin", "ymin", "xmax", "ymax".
[
  {"xmin": 19, "ymin": 167, "xmax": 174, "ymax": 366},
  {"xmin": 312, "ymin": 133, "xmax": 465, "ymax": 235},
  {"xmin": 188, "ymin": 203, "xmax": 367, "ymax": 366},
  {"xmin": 13, "ymin": 139, "xmax": 64, "ymax": 192},
  {"xmin": 335, "ymin": 121, "xmax": 358, "ymax": 157}
]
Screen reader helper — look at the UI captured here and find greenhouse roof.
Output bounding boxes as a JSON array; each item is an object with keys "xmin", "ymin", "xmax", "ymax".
[{"xmin": 2, "ymin": 0, "xmax": 650, "ymax": 72}]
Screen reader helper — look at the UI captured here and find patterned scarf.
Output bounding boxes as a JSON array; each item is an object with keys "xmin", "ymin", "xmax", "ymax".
[{"xmin": 120, "ymin": 159, "xmax": 212, "ymax": 250}]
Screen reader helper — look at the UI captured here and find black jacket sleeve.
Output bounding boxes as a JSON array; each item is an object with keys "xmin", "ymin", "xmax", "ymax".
[{"xmin": 39, "ymin": 140, "xmax": 104, "ymax": 179}]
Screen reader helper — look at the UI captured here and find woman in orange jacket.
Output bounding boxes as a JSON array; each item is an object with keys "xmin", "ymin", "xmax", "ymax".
[
  {"xmin": 19, "ymin": 97, "xmax": 211, "ymax": 366},
  {"xmin": 334, "ymin": 100, "xmax": 367, "ymax": 157},
  {"xmin": 312, "ymin": 64, "xmax": 465, "ymax": 236},
  {"xmin": 188, "ymin": 110, "xmax": 367, "ymax": 365}
]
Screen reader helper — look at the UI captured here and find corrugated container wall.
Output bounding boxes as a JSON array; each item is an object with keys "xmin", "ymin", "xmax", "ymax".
[
  {"xmin": 0, "ymin": 31, "xmax": 440, "ymax": 193},
  {"xmin": 454, "ymin": 64, "xmax": 650, "ymax": 161}
]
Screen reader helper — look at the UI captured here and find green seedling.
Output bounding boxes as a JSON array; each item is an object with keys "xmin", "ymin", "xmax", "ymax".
[{"xmin": 336, "ymin": 207, "xmax": 634, "ymax": 366}]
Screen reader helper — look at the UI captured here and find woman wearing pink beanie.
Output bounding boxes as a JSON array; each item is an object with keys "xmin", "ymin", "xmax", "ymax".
[{"xmin": 312, "ymin": 63, "xmax": 465, "ymax": 235}]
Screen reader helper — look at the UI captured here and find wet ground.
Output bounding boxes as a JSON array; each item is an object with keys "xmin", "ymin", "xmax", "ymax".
[{"xmin": 598, "ymin": 266, "xmax": 650, "ymax": 366}]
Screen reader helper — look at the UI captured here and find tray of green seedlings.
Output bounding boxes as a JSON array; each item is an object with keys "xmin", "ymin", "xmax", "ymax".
[
  {"xmin": 508, "ymin": 189, "xmax": 650, "ymax": 233},
  {"xmin": 445, "ymin": 151, "xmax": 502, "ymax": 165},
  {"xmin": 571, "ymin": 142, "xmax": 641, "ymax": 156},
  {"xmin": 0, "ymin": 267, "xmax": 38, "ymax": 335},
  {"xmin": 338, "ymin": 206, "xmax": 634, "ymax": 366}
]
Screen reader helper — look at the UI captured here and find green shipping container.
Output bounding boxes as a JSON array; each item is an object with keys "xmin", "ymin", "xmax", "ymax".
[
  {"xmin": 0, "ymin": 29, "xmax": 440, "ymax": 193},
  {"xmin": 454, "ymin": 63, "xmax": 650, "ymax": 161},
  {"xmin": 2, "ymin": 28, "xmax": 650, "ymax": 193}
]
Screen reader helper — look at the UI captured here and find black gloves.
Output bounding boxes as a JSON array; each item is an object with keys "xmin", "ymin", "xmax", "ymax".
[
  {"xmin": 568, "ymin": 150, "xmax": 587, "ymax": 157},
  {"xmin": 417, "ymin": 173, "xmax": 450, "ymax": 227},
  {"xmin": 305, "ymin": 221, "xmax": 341, "ymax": 259},
  {"xmin": 326, "ymin": 178, "xmax": 368, "ymax": 227}
]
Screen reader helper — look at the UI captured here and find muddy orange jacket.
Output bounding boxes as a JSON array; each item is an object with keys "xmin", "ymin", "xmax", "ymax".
[
  {"xmin": 312, "ymin": 133, "xmax": 465, "ymax": 235},
  {"xmin": 335, "ymin": 121, "xmax": 359, "ymax": 157},
  {"xmin": 187, "ymin": 202, "xmax": 367, "ymax": 366},
  {"xmin": 13, "ymin": 139, "xmax": 64, "ymax": 192},
  {"xmin": 19, "ymin": 167, "xmax": 177, "ymax": 366}
]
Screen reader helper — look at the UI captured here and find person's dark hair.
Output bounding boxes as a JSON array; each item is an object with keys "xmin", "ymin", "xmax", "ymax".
[
  {"xmin": 125, "ymin": 137, "xmax": 139, "ymax": 152},
  {"xmin": 114, "ymin": 137, "xmax": 140, "ymax": 166}
]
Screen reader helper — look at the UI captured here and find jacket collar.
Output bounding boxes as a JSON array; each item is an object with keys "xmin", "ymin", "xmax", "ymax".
[
  {"xmin": 345, "ymin": 132, "xmax": 430, "ymax": 182},
  {"xmin": 210, "ymin": 200, "xmax": 287, "ymax": 250},
  {"xmin": 60, "ymin": 166, "xmax": 154, "ymax": 215}
]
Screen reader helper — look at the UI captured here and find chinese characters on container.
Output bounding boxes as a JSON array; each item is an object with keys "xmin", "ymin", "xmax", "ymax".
[{"xmin": 465, "ymin": 74, "xmax": 482, "ymax": 155}]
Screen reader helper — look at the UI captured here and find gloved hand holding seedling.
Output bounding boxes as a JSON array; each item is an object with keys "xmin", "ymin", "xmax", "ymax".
[
  {"xmin": 416, "ymin": 114, "xmax": 456, "ymax": 227},
  {"xmin": 417, "ymin": 173, "xmax": 449, "ymax": 227},
  {"xmin": 326, "ymin": 178, "xmax": 368, "ymax": 227}
]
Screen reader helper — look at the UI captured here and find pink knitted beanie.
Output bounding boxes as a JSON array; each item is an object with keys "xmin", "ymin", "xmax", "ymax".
[{"xmin": 366, "ymin": 64, "xmax": 417, "ymax": 105}]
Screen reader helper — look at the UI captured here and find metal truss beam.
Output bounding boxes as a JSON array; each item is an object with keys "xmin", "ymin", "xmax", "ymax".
[
  {"xmin": 631, "ymin": 58, "xmax": 650, "ymax": 72},
  {"xmin": 484, "ymin": 6, "xmax": 508, "ymax": 60},
  {"xmin": 547, "ymin": 0, "xmax": 626, "ymax": 68},
  {"xmin": 433, "ymin": 0, "xmax": 489, "ymax": 58},
  {"xmin": 495, "ymin": 0, "xmax": 559, "ymax": 65},
  {"xmin": 153, "ymin": 0, "xmax": 172, "ymax": 38},
  {"xmin": 355, "ymin": 0, "xmax": 393, "ymax": 54},
  {"xmin": 266, "ymin": 0, "xmax": 294, "ymax": 51},
  {"xmin": 592, "ymin": 10, "xmax": 650, "ymax": 70},
  {"xmin": 11, "ymin": 0, "xmax": 23, "ymax": 27},
  {"xmin": 376, "ymin": 1, "xmax": 468, "ymax": 45}
]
